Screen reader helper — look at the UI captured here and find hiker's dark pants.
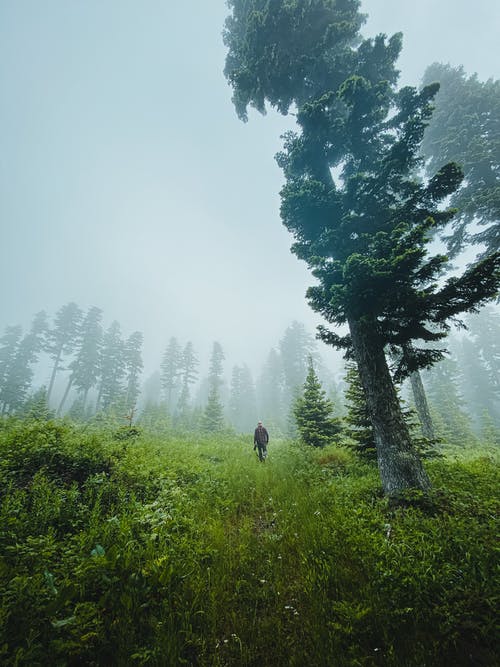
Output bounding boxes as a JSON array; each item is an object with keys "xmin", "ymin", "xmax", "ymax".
[{"xmin": 256, "ymin": 443, "xmax": 267, "ymax": 461}]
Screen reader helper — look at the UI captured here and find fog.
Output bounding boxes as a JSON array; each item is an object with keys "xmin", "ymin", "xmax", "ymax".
[{"xmin": 1, "ymin": 0, "xmax": 499, "ymax": 381}]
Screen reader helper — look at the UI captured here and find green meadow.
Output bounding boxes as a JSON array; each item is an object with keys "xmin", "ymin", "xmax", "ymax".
[{"xmin": 0, "ymin": 418, "xmax": 498, "ymax": 666}]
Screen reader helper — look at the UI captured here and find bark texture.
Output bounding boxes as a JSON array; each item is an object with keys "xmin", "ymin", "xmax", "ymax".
[
  {"xmin": 409, "ymin": 370, "xmax": 435, "ymax": 440},
  {"xmin": 348, "ymin": 318, "xmax": 431, "ymax": 495}
]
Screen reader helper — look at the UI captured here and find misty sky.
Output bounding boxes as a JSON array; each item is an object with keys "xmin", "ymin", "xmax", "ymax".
[{"xmin": 1, "ymin": 0, "xmax": 499, "ymax": 378}]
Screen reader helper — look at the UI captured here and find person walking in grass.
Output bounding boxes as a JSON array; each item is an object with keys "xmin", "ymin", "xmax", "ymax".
[{"xmin": 253, "ymin": 420, "xmax": 269, "ymax": 462}]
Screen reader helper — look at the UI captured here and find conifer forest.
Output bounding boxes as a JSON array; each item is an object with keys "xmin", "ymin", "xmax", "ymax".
[{"xmin": 0, "ymin": 2, "xmax": 499, "ymax": 665}]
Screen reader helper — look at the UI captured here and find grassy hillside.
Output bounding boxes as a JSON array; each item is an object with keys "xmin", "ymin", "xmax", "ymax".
[{"xmin": 0, "ymin": 418, "xmax": 498, "ymax": 666}]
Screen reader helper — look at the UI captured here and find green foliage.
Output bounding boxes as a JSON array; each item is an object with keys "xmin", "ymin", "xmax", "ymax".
[
  {"xmin": 201, "ymin": 387, "xmax": 225, "ymax": 433},
  {"xmin": 223, "ymin": 0, "xmax": 367, "ymax": 118},
  {"xmin": 344, "ymin": 364, "xmax": 437, "ymax": 461},
  {"xmin": 0, "ymin": 313, "xmax": 47, "ymax": 414},
  {"xmin": 22, "ymin": 387, "xmax": 54, "ymax": 421},
  {"xmin": 228, "ymin": 364, "xmax": 257, "ymax": 433},
  {"xmin": 160, "ymin": 336, "xmax": 182, "ymax": 412},
  {"xmin": 294, "ymin": 359, "xmax": 341, "ymax": 447},
  {"xmin": 61, "ymin": 306, "xmax": 103, "ymax": 415},
  {"xmin": 0, "ymin": 417, "xmax": 498, "ymax": 665},
  {"xmin": 123, "ymin": 331, "xmax": 144, "ymax": 412},
  {"xmin": 45, "ymin": 302, "xmax": 83, "ymax": 403},
  {"xmin": 224, "ymin": 0, "xmax": 499, "ymax": 497},
  {"xmin": 96, "ymin": 321, "xmax": 126, "ymax": 412},
  {"xmin": 138, "ymin": 401, "xmax": 171, "ymax": 435},
  {"xmin": 343, "ymin": 362, "xmax": 377, "ymax": 459},
  {"xmin": 423, "ymin": 357, "xmax": 477, "ymax": 447},
  {"xmin": 422, "ymin": 63, "xmax": 500, "ymax": 258},
  {"xmin": 0, "ymin": 419, "xmax": 117, "ymax": 490}
]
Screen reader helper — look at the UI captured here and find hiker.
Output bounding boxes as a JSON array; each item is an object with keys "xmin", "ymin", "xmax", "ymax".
[{"xmin": 253, "ymin": 420, "xmax": 269, "ymax": 461}]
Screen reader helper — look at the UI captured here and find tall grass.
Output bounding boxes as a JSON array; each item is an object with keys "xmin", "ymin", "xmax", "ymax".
[{"xmin": 0, "ymin": 418, "xmax": 498, "ymax": 666}]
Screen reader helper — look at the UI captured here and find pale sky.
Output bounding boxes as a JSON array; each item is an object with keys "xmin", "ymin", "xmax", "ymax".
[{"xmin": 1, "ymin": 1, "xmax": 498, "ymax": 379}]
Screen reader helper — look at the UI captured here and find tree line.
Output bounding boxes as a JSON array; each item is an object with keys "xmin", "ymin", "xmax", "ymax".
[
  {"xmin": 1, "ymin": 301, "xmax": 497, "ymax": 454},
  {"xmin": 0, "ymin": 305, "xmax": 330, "ymax": 430},
  {"xmin": 0, "ymin": 304, "xmax": 143, "ymax": 420},
  {"xmin": 125, "ymin": 321, "xmax": 337, "ymax": 434}
]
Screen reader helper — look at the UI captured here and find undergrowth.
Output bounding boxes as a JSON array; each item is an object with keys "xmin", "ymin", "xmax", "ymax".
[{"xmin": 0, "ymin": 417, "xmax": 498, "ymax": 666}]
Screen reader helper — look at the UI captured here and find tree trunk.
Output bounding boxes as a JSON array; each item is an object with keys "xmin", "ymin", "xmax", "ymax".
[
  {"xmin": 409, "ymin": 370, "xmax": 435, "ymax": 440},
  {"xmin": 348, "ymin": 317, "xmax": 431, "ymax": 495},
  {"xmin": 95, "ymin": 383, "xmax": 103, "ymax": 413},
  {"xmin": 57, "ymin": 377, "xmax": 73, "ymax": 416},
  {"xmin": 47, "ymin": 346, "xmax": 63, "ymax": 404},
  {"xmin": 82, "ymin": 388, "xmax": 89, "ymax": 412}
]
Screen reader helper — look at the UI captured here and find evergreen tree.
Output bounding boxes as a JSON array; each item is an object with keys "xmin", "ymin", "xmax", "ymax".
[
  {"xmin": 176, "ymin": 341, "xmax": 199, "ymax": 424},
  {"xmin": 224, "ymin": 1, "xmax": 500, "ymax": 494},
  {"xmin": 480, "ymin": 410, "xmax": 500, "ymax": 448},
  {"xmin": 398, "ymin": 343, "xmax": 435, "ymax": 440},
  {"xmin": 279, "ymin": 321, "xmax": 316, "ymax": 405},
  {"xmin": 327, "ymin": 379, "xmax": 346, "ymax": 419},
  {"xmin": 421, "ymin": 63, "xmax": 500, "ymax": 258},
  {"xmin": 140, "ymin": 371, "xmax": 162, "ymax": 409},
  {"xmin": 466, "ymin": 307, "xmax": 500, "ymax": 404},
  {"xmin": 257, "ymin": 347, "xmax": 285, "ymax": 433},
  {"xmin": 458, "ymin": 336, "xmax": 498, "ymax": 430},
  {"xmin": 67, "ymin": 396, "xmax": 89, "ymax": 422},
  {"xmin": 343, "ymin": 362, "xmax": 376, "ymax": 459},
  {"xmin": 345, "ymin": 361, "xmax": 433, "ymax": 460},
  {"xmin": 96, "ymin": 321, "xmax": 126, "ymax": 412},
  {"xmin": 190, "ymin": 405, "xmax": 204, "ymax": 433},
  {"xmin": 228, "ymin": 365, "xmax": 243, "ymax": 428},
  {"xmin": 0, "ymin": 311, "xmax": 47, "ymax": 414},
  {"xmin": 160, "ymin": 337, "xmax": 182, "ymax": 413},
  {"xmin": 201, "ymin": 342, "xmax": 226, "ymax": 432},
  {"xmin": 423, "ymin": 357, "xmax": 476, "ymax": 447},
  {"xmin": 45, "ymin": 302, "xmax": 83, "ymax": 403},
  {"xmin": 294, "ymin": 359, "xmax": 341, "ymax": 448},
  {"xmin": 22, "ymin": 386, "xmax": 54, "ymax": 421},
  {"xmin": 201, "ymin": 386, "xmax": 225, "ymax": 433},
  {"xmin": 408, "ymin": 369, "xmax": 435, "ymax": 440},
  {"xmin": 123, "ymin": 331, "xmax": 144, "ymax": 412},
  {"xmin": 0, "ymin": 325, "xmax": 23, "ymax": 413},
  {"xmin": 207, "ymin": 341, "xmax": 225, "ymax": 389},
  {"xmin": 139, "ymin": 401, "xmax": 171, "ymax": 434},
  {"xmin": 58, "ymin": 306, "xmax": 102, "ymax": 415},
  {"xmin": 229, "ymin": 364, "xmax": 257, "ymax": 432}
]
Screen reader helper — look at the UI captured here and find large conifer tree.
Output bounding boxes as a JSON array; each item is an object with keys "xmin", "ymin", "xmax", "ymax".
[
  {"xmin": 279, "ymin": 321, "xmax": 316, "ymax": 405},
  {"xmin": 201, "ymin": 342, "xmax": 226, "ymax": 432},
  {"xmin": 123, "ymin": 332, "xmax": 144, "ymax": 412},
  {"xmin": 58, "ymin": 306, "xmax": 103, "ymax": 415},
  {"xmin": 176, "ymin": 341, "xmax": 199, "ymax": 427},
  {"xmin": 45, "ymin": 302, "xmax": 82, "ymax": 403},
  {"xmin": 224, "ymin": 0, "xmax": 500, "ymax": 494},
  {"xmin": 96, "ymin": 321, "xmax": 126, "ymax": 412},
  {"xmin": 160, "ymin": 337, "xmax": 182, "ymax": 413}
]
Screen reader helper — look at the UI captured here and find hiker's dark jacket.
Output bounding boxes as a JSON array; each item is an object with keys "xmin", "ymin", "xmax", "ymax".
[{"xmin": 254, "ymin": 426, "xmax": 269, "ymax": 446}]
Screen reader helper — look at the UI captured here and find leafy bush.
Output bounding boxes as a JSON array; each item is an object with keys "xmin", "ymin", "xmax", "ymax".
[{"xmin": 0, "ymin": 419, "xmax": 119, "ymax": 490}]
